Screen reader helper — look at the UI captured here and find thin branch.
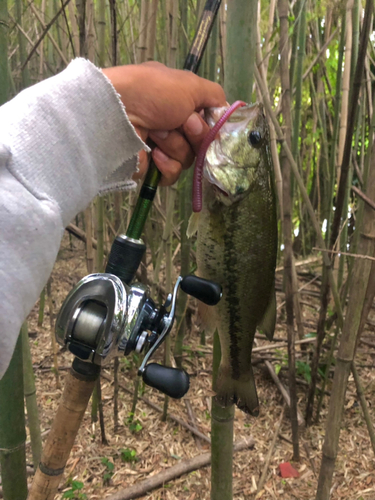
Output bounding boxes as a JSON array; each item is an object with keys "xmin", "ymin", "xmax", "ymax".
[
  {"xmin": 21, "ymin": 0, "xmax": 72, "ymax": 71},
  {"xmin": 313, "ymin": 247, "xmax": 375, "ymax": 262},
  {"xmin": 351, "ymin": 185, "xmax": 375, "ymax": 211}
]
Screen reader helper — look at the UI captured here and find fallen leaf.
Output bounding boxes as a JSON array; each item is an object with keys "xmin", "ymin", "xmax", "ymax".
[{"xmin": 278, "ymin": 462, "xmax": 300, "ymax": 478}]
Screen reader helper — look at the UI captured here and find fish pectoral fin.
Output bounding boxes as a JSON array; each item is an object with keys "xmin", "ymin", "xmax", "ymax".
[
  {"xmin": 214, "ymin": 364, "xmax": 259, "ymax": 417},
  {"xmin": 257, "ymin": 288, "xmax": 276, "ymax": 341},
  {"xmin": 186, "ymin": 212, "xmax": 200, "ymax": 238}
]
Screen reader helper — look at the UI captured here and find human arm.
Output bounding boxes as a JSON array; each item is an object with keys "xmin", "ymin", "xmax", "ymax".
[{"xmin": 0, "ymin": 59, "xmax": 225, "ymax": 378}]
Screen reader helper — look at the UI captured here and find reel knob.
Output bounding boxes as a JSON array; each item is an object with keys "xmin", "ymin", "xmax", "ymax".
[
  {"xmin": 180, "ymin": 275, "xmax": 222, "ymax": 305},
  {"xmin": 142, "ymin": 363, "xmax": 190, "ymax": 399}
]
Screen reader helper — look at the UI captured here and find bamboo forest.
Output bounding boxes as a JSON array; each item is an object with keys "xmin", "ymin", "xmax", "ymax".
[{"xmin": 1, "ymin": 0, "xmax": 375, "ymax": 498}]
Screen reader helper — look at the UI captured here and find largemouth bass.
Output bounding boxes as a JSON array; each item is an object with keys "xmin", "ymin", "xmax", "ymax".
[{"xmin": 191, "ymin": 103, "xmax": 277, "ymax": 416}]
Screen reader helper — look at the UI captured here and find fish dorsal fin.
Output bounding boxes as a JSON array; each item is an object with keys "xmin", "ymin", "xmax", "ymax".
[
  {"xmin": 186, "ymin": 212, "xmax": 201, "ymax": 238},
  {"xmin": 257, "ymin": 287, "xmax": 276, "ymax": 341}
]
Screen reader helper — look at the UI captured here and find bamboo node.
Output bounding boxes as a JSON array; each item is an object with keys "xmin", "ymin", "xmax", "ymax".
[{"xmin": 39, "ymin": 462, "xmax": 65, "ymax": 476}]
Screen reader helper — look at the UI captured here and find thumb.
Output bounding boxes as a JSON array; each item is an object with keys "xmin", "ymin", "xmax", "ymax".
[{"xmin": 182, "ymin": 112, "xmax": 210, "ymax": 155}]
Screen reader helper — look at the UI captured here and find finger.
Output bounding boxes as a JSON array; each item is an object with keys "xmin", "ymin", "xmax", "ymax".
[
  {"xmin": 182, "ymin": 112, "xmax": 211, "ymax": 155},
  {"xmin": 152, "ymin": 148, "xmax": 182, "ymax": 186},
  {"xmin": 149, "ymin": 129, "xmax": 195, "ymax": 170},
  {"xmin": 134, "ymin": 125, "xmax": 148, "ymax": 142},
  {"xmin": 189, "ymin": 74, "xmax": 227, "ymax": 110}
]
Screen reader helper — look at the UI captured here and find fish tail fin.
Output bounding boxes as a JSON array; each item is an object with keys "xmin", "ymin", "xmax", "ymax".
[{"xmin": 214, "ymin": 364, "xmax": 259, "ymax": 417}]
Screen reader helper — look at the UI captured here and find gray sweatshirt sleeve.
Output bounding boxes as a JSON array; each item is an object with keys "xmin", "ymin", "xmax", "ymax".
[{"xmin": 0, "ymin": 58, "xmax": 147, "ymax": 379}]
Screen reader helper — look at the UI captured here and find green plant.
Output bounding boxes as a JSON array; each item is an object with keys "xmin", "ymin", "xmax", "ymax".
[
  {"xmin": 101, "ymin": 457, "xmax": 115, "ymax": 485},
  {"xmin": 62, "ymin": 480, "xmax": 87, "ymax": 499},
  {"xmin": 120, "ymin": 448, "xmax": 138, "ymax": 463},
  {"xmin": 296, "ymin": 360, "xmax": 311, "ymax": 383},
  {"xmin": 126, "ymin": 415, "xmax": 143, "ymax": 433}
]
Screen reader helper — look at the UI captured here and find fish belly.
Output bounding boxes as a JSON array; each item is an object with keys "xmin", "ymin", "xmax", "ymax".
[{"xmin": 197, "ymin": 183, "xmax": 277, "ymax": 415}]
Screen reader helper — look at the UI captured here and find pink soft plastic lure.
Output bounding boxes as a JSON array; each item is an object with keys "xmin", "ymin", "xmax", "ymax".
[{"xmin": 192, "ymin": 100, "xmax": 247, "ymax": 212}]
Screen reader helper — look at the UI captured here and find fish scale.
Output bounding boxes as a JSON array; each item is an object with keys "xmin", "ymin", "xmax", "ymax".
[{"xmin": 195, "ymin": 102, "xmax": 277, "ymax": 416}]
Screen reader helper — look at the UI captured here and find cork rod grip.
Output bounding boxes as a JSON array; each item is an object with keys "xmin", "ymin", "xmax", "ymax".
[{"xmin": 28, "ymin": 364, "xmax": 99, "ymax": 500}]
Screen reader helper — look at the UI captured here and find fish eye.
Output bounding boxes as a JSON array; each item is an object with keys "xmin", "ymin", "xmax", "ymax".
[{"xmin": 248, "ymin": 130, "xmax": 262, "ymax": 148}]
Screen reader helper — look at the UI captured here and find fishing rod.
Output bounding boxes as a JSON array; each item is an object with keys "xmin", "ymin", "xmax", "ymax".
[{"xmin": 28, "ymin": 2, "xmax": 222, "ymax": 499}]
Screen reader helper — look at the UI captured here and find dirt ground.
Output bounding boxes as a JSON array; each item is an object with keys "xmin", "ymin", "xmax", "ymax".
[{"xmin": 24, "ymin": 234, "xmax": 375, "ymax": 500}]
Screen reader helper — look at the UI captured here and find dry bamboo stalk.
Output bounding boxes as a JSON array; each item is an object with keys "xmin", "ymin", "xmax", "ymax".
[
  {"xmin": 67, "ymin": 0, "xmax": 80, "ymax": 56},
  {"xmin": 351, "ymin": 363, "xmax": 375, "ymax": 456},
  {"xmin": 184, "ymin": 398, "xmax": 202, "ymax": 450},
  {"xmin": 47, "ymin": 278, "xmax": 60, "ymax": 389},
  {"xmin": 167, "ymin": 0, "xmax": 178, "ymax": 68},
  {"xmin": 137, "ymin": 0, "xmax": 150, "ymax": 63},
  {"xmin": 263, "ymin": 360, "xmax": 305, "ymax": 427},
  {"xmin": 336, "ymin": 0, "xmax": 353, "ymax": 188},
  {"xmin": 255, "ymin": 18, "xmax": 283, "ymax": 221},
  {"xmin": 146, "ymin": 0, "xmax": 158, "ymax": 61},
  {"xmin": 104, "ymin": 438, "xmax": 254, "ymax": 500},
  {"xmin": 84, "ymin": 205, "xmax": 94, "ymax": 273},
  {"xmin": 38, "ymin": 0, "xmax": 46, "ymax": 81},
  {"xmin": 256, "ymin": 406, "xmax": 285, "ymax": 494},
  {"xmin": 86, "ymin": 0, "xmax": 96, "ymax": 61},
  {"xmin": 262, "ymin": 0, "xmax": 276, "ymax": 75}
]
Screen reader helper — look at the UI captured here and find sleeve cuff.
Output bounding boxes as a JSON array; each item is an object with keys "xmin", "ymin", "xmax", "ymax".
[{"xmin": 0, "ymin": 58, "xmax": 148, "ymax": 227}]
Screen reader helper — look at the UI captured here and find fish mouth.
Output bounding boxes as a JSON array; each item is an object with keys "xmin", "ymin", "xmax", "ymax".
[{"xmin": 203, "ymin": 165, "xmax": 230, "ymax": 197}]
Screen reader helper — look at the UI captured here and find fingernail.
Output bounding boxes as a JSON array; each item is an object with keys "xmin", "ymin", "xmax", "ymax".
[
  {"xmin": 185, "ymin": 113, "xmax": 203, "ymax": 135},
  {"xmin": 153, "ymin": 147, "xmax": 169, "ymax": 162},
  {"xmin": 151, "ymin": 130, "xmax": 169, "ymax": 139}
]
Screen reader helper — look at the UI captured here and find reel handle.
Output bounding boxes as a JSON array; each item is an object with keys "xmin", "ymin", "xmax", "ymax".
[{"xmin": 142, "ymin": 363, "xmax": 190, "ymax": 399}]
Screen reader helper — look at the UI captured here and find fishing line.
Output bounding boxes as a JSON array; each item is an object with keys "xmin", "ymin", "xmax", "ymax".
[{"xmin": 192, "ymin": 100, "xmax": 246, "ymax": 212}]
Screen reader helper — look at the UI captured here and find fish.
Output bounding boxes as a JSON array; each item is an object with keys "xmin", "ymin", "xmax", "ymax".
[{"xmin": 190, "ymin": 102, "xmax": 277, "ymax": 416}]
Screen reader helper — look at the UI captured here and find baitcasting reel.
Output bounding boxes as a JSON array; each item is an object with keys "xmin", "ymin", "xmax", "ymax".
[{"xmin": 56, "ymin": 235, "xmax": 222, "ymax": 400}]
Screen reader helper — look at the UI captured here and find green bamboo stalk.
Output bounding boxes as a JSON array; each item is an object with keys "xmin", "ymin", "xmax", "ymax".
[
  {"xmin": 15, "ymin": 0, "xmax": 30, "ymax": 88},
  {"xmin": 208, "ymin": 15, "xmax": 218, "ymax": 82},
  {"xmin": 291, "ymin": 0, "xmax": 306, "ymax": 162},
  {"xmin": 289, "ymin": 0, "xmax": 301, "ymax": 92},
  {"xmin": 211, "ymin": 331, "xmax": 234, "ymax": 500},
  {"xmin": 0, "ymin": 7, "xmax": 28, "ymax": 495},
  {"xmin": 0, "ymin": 335, "xmax": 28, "ymax": 500},
  {"xmin": 211, "ymin": 3, "xmax": 257, "ymax": 498},
  {"xmin": 21, "ymin": 322, "xmax": 42, "ymax": 468},
  {"xmin": 37, "ymin": 287, "xmax": 46, "ymax": 327},
  {"xmin": 224, "ymin": 0, "xmax": 257, "ymax": 103},
  {"xmin": 0, "ymin": 0, "xmax": 9, "ymax": 104}
]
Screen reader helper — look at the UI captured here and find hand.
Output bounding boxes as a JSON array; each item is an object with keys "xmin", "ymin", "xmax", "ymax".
[{"xmin": 102, "ymin": 62, "xmax": 226, "ymax": 186}]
